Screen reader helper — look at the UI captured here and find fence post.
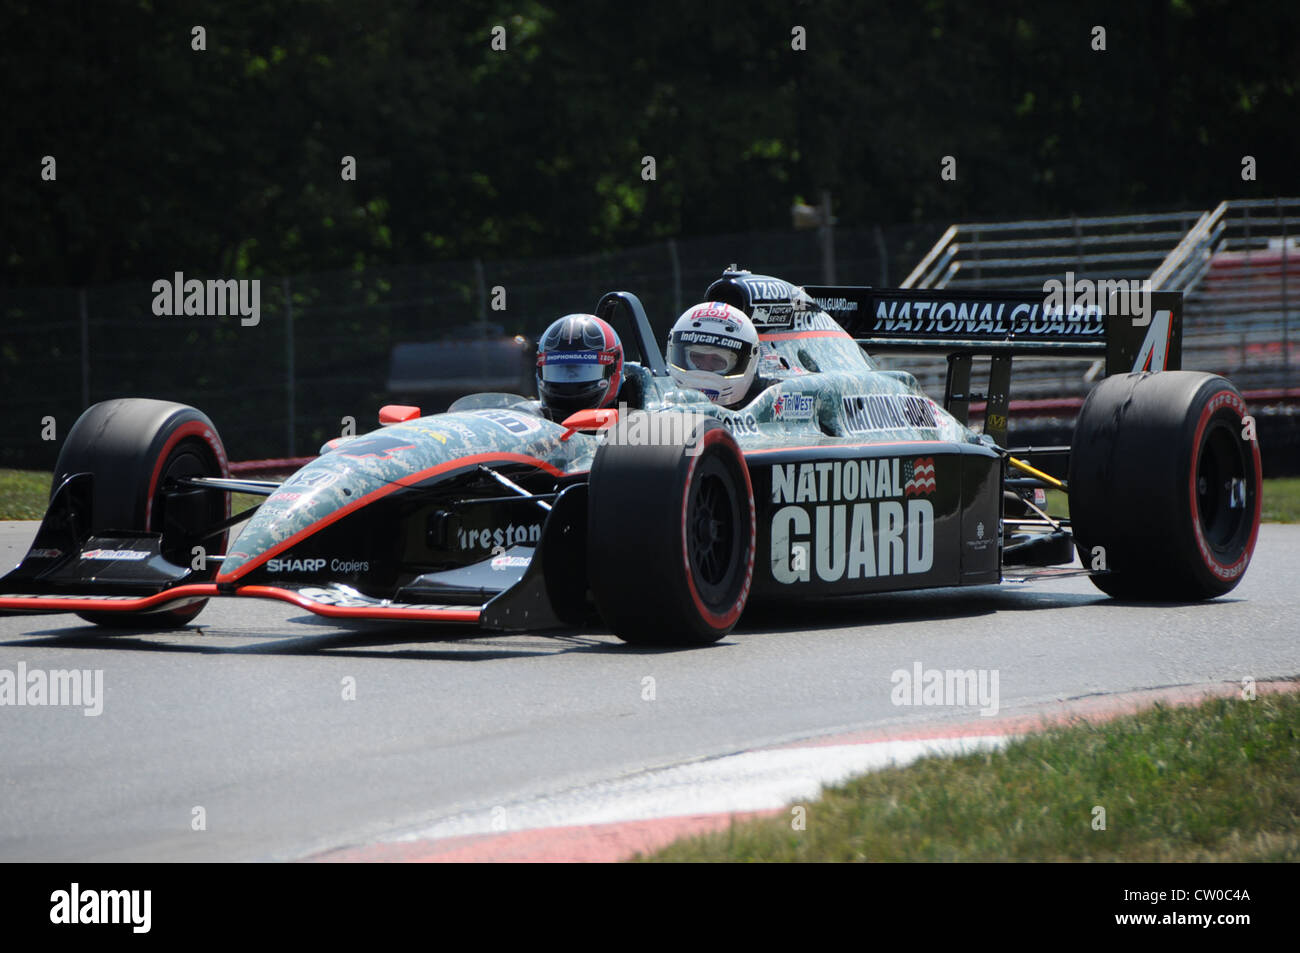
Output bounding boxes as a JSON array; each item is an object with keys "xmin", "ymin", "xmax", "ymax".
[
  {"xmin": 873, "ymin": 224, "xmax": 888, "ymax": 285},
  {"xmin": 474, "ymin": 258, "xmax": 487, "ymax": 337},
  {"xmin": 283, "ymin": 276, "xmax": 295, "ymax": 456},
  {"xmin": 78, "ymin": 288, "xmax": 89, "ymax": 408},
  {"xmin": 1073, "ymin": 214, "xmax": 1083, "ymax": 276},
  {"xmin": 819, "ymin": 189, "xmax": 836, "ymax": 284},
  {"xmin": 667, "ymin": 239, "xmax": 682, "ymax": 316}
]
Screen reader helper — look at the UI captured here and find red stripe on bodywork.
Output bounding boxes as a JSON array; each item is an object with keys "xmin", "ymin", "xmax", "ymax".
[
  {"xmin": 758, "ymin": 329, "xmax": 851, "ymax": 342},
  {"xmin": 216, "ymin": 453, "xmax": 566, "ymax": 583},
  {"xmin": 742, "ymin": 439, "xmax": 949, "ymax": 457}
]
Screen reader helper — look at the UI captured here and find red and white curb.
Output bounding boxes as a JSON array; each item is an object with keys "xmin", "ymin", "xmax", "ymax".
[{"xmin": 312, "ymin": 679, "xmax": 1294, "ymax": 863}]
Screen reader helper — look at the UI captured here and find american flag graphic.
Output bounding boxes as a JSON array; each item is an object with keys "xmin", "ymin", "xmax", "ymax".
[{"xmin": 903, "ymin": 457, "xmax": 937, "ymax": 496}]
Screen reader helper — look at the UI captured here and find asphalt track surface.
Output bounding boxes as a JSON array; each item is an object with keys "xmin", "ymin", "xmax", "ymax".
[{"xmin": 0, "ymin": 520, "xmax": 1297, "ymax": 861}]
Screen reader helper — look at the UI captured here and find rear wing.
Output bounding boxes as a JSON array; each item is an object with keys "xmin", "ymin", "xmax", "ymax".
[{"xmin": 802, "ymin": 285, "xmax": 1183, "ymax": 446}]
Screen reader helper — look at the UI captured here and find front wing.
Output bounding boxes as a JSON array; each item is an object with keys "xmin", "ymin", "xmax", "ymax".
[{"xmin": 0, "ymin": 584, "xmax": 483, "ymax": 624}]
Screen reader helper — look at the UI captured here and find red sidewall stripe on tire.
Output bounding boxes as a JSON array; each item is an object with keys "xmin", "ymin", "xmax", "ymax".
[
  {"xmin": 144, "ymin": 419, "xmax": 230, "ymax": 530},
  {"xmin": 679, "ymin": 428, "xmax": 756, "ymax": 631},
  {"xmin": 1187, "ymin": 390, "xmax": 1261, "ymax": 581}
]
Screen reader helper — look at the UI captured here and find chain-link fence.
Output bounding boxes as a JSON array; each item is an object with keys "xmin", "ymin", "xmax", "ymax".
[
  {"xmin": 1, "ymin": 223, "xmax": 941, "ymax": 468},
  {"xmin": 7, "ymin": 210, "xmax": 1293, "ymax": 472}
]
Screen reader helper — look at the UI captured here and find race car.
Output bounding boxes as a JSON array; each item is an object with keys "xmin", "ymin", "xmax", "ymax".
[{"xmin": 0, "ymin": 269, "xmax": 1263, "ymax": 644}]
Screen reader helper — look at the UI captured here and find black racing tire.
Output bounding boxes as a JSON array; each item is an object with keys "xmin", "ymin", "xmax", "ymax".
[
  {"xmin": 1069, "ymin": 371, "xmax": 1261, "ymax": 600},
  {"xmin": 587, "ymin": 414, "xmax": 756, "ymax": 645},
  {"xmin": 52, "ymin": 398, "xmax": 230, "ymax": 628}
]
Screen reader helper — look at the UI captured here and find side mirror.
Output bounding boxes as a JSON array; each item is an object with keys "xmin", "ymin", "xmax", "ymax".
[
  {"xmin": 559, "ymin": 407, "xmax": 619, "ymax": 442},
  {"xmin": 379, "ymin": 405, "xmax": 421, "ymax": 425}
]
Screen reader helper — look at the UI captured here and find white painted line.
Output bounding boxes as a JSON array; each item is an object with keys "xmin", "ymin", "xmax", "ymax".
[{"xmin": 389, "ymin": 734, "xmax": 1010, "ymax": 843}]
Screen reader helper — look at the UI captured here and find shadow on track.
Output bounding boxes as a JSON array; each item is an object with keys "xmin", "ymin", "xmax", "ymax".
[
  {"xmin": 0, "ymin": 623, "xmax": 605, "ymax": 661},
  {"xmin": 737, "ymin": 584, "xmax": 1107, "ymax": 635},
  {"xmin": 0, "ymin": 583, "xmax": 1123, "ymax": 659}
]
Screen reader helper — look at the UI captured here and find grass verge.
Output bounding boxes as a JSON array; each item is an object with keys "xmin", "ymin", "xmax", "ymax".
[
  {"xmin": 637, "ymin": 691, "xmax": 1300, "ymax": 861},
  {"xmin": 0, "ymin": 470, "xmax": 55, "ymax": 520},
  {"xmin": 0, "ymin": 470, "xmax": 266, "ymax": 522},
  {"xmin": 1261, "ymin": 477, "xmax": 1300, "ymax": 523},
  {"xmin": 1043, "ymin": 477, "xmax": 1300, "ymax": 523}
]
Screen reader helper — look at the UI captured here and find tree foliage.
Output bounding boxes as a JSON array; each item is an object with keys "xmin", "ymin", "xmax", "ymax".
[{"xmin": 2, "ymin": 0, "xmax": 1295, "ymax": 286}]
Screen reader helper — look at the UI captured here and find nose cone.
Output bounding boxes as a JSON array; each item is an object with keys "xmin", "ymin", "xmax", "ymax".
[
  {"xmin": 217, "ymin": 411, "xmax": 574, "ymax": 582},
  {"xmin": 217, "ymin": 453, "xmax": 398, "ymax": 582}
]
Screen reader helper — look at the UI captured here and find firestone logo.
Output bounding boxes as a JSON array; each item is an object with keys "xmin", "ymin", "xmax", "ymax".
[{"xmin": 458, "ymin": 523, "xmax": 542, "ymax": 550}]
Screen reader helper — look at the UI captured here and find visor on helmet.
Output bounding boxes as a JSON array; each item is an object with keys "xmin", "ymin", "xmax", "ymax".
[
  {"xmin": 669, "ymin": 330, "xmax": 745, "ymax": 378},
  {"xmin": 684, "ymin": 345, "xmax": 739, "ymax": 374},
  {"xmin": 540, "ymin": 351, "xmax": 609, "ymax": 383}
]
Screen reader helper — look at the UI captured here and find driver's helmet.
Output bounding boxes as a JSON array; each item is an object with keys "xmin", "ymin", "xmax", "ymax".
[
  {"xmin": 536, "ymin": 313, "xmax": 624, "ymax": 418},
  {"xmin": 667, "ymin": 302, "xmax": 760, "ymax": 407}
]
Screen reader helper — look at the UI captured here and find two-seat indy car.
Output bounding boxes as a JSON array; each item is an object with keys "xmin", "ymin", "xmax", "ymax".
[{"xmin": 0, "ymin": 268, "xmax": 1263, "ymax": 644}]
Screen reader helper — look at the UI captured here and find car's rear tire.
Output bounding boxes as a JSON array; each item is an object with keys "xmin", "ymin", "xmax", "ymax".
[
  {"xmin": 1069, "ymin": 371, "xmax": 1261, "ymax": 600},
  {"xmin": 587, "ymin": 414, "xmax": 756, "ymax": 644},
  {"xmin": 52, "ymin": 398, "xmax": 230, "ymax": 628}
]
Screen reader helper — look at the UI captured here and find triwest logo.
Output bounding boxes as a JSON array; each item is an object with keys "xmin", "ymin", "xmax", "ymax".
[
  {"xmin": 152, "ymin": 272, "xmax": 260, "ymax": 327},
  {"xmin": 773, "ymin": 392, "xmax": 815, "ymax": 420}
]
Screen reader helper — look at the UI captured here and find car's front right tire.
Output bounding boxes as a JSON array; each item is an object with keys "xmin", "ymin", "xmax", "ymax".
[{"xmin": 587, "ymin": 414, "xmax": 756, "ymax": 645}]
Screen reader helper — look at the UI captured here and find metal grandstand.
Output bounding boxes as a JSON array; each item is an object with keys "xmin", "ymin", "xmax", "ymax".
[{"xmin": 890, "ymin": 198, "xmax": 1300, "ymax": 404}]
